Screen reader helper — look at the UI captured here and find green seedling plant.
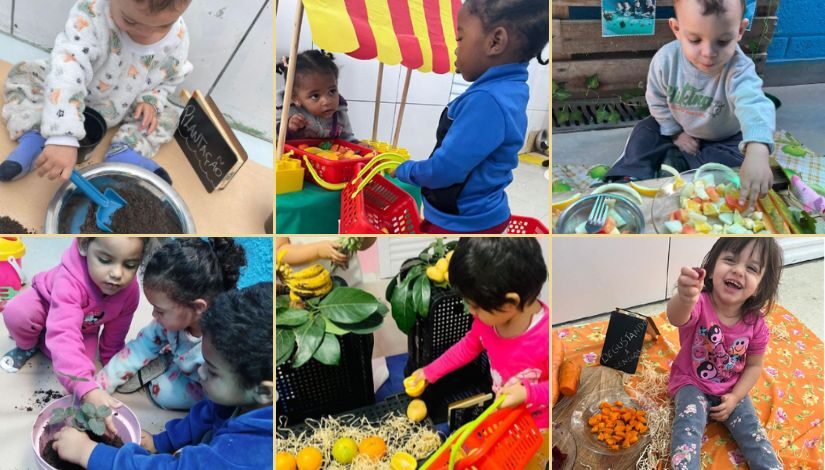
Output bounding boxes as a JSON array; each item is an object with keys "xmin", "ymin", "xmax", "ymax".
[{"xmin": 48, "ymin": 372, "xmax": 111, "ymax": 437}]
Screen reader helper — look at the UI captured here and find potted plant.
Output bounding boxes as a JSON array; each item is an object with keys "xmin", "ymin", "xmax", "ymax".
[{"xmin": 32, "ymin": 374, "xmax": 140, "ymax": 470}]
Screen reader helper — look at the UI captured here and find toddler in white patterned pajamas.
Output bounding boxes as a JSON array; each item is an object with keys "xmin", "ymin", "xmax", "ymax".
[{"xmin": 0, "ymin": 0, "xmax": 192, "ymax": 183}]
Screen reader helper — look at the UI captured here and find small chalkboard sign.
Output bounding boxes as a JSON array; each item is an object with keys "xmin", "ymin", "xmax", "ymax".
[
  {"xmin": 599, "ymin": 309, "xmax": 659, "ymax": 374},
  {"xmin": 175, "ymin": 90, "xmax": 247, "ymax": 193}
]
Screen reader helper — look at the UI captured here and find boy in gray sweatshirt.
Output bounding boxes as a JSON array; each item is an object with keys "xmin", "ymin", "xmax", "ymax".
[{"xmin": 606, "ymin": 0, "xmax": 775, "ymax": 208}]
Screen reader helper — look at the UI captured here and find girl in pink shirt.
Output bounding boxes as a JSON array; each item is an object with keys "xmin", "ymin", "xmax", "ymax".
[
  {"xmin": 406, "ymin": 238, "xmax": 549, "ymax": 429},
  {"xmin": 1, "ymin": 237, "xmax": 150, "ymax": 435},
  {"xmin": 667, "ymin": 238, "xmax": 782, "ymax": 470}
]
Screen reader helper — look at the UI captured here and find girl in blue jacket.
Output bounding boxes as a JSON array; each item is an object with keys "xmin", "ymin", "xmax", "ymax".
[
  {"xmin": 52, "ymin": 283, "xmax": 274, "ymax": 470},
  {"xmin": 392, "ymin": 0, "xmax": 549, "ymax": 233}
]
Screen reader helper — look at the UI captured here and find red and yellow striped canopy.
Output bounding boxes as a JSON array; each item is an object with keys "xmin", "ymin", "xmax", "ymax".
[{"xmin": 302, "ymin": 0, "xmax": 462, "ymax": 74}]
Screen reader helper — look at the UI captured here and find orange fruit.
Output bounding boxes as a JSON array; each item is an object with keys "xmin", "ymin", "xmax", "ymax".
[
  {"xmin": 276, "ymin": 452, "xmax": 297, "ymax": 470},
  {"xmin": 296, "ymin": 447, "xmax": 323, "ymax": 470},
  {"xmin": 359, "ymin": 435, "xmax": 387, "ymax": 460}
]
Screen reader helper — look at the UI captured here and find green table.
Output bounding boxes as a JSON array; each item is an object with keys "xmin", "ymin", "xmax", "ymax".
[{"xmin": 276, "ymin": 178, "xmax": 422, "ymax": 234}]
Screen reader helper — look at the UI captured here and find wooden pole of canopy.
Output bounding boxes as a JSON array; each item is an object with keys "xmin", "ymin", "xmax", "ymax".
[
  {"xmin": 275, "ymin": 0, "xmax": 304, "ymax": 160},
  {"xmin": 392, "ymin": 68, "xmax": 413, "ymax": 147},
  {"xmin": 371, "ymin": 63, "xmax": 384, "ymax": 141}
]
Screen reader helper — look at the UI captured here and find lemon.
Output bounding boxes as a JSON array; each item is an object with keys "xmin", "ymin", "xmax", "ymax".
[
  {"xmin": 332, "ymin": 437, "xmax": 358, "ymax": 464},
  {"xmin": 276, "ymin": 452, "xmax": 297, "ymax": 470},
  {"xmin": 407, "ymin": 399, "xmax": 427, "ymax": 423},
  {"xmin": 426, "ymin": 266, "xmax": 445, "ymax": 283},
  {"xmin": 391, "ymin": 452, "xmax": 419, "ymax": 470},
  {"xmin": 435, "ymin": 257, "xmax": 448, "ymax": 273},
  {"xmin": 445, "ymin": 250, "xmax": 453, "ymax": 262},
  {"xmin": 552, "ymin": 193, "xmax": 581, "ymax": 211},
  {"xmin": 296, "ymin": 447, "xmax": 323, "ymax": 470},
  {"xmin": 403, "ymin": 376, "xmax": 426, "ymax": 397},
  {"xmin": 628, "ymin": 181, "xmax": 659, "ymax": 197}
]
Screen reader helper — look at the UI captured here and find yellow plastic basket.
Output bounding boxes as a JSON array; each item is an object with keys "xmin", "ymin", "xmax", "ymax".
[{"xmin": 276, "ymin": 155, "xmax": 305, "ymax": 195}]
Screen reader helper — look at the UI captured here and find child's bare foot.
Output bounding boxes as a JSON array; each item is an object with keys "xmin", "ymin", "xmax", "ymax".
[{"xmin": 0, "ymin": 346, "xmax": 38, "ymax": 372}]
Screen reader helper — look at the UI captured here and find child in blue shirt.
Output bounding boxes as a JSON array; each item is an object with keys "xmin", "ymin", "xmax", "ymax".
[
  {"xmin": 52, "ymin": 282, "xmax": 274, "ymax": 470},
  {"xmin": 392, "ymin": 0, "xmax": 549, "ymax": 233}
]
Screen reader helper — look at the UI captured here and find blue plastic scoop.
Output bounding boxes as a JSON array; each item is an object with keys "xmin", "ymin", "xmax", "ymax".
[{"xmin": 69, "ymin": 170, "xmax": 127, "ymax": 233}]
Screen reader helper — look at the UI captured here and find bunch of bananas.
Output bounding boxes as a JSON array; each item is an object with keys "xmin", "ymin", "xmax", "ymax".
[{"xmin": 283, "ymin": 263, "xmax": 333, "ymax": 303}]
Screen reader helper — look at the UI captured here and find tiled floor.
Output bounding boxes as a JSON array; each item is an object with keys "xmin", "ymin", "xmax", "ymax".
[
  {"xmin": 0, "ymin": 32, "xmax": 273, "ymax": 169},
  {"xmin": 507, "ymin": 161, "xmax": 550, "ymax": 226}
]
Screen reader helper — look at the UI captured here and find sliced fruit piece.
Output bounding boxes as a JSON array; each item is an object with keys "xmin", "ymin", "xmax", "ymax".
[
  {"xmin": 681, "ymin": 224, "xmax": 697, "ymax": 234},
  {"xmin": 608, "ymin": 209, "xmax": 627, "ymax": 228},
  {"xmin": 705, "ymin": 186, "xmax": 720, "ymax": 202},
  {"xmin": 702, "ymin": 202, "xmax": 719, "ymax": 216},
  {"xmin": 659, "ymin": 164, "xmax": 681, "ymax": 178},
  {"xmin": 552, "ymin": 193, "xmax": 582, "ymax": 211},
  {"xmin": 629, "ymin": 181, "xmax": 659, "ymax": 197},
  {"xmin": 588, "ymin": 164, "xmax": 611, "ymax": 180},
  {"xmin": 592, "ymin": 183, "xmax": 644, "ymax": 205},
  {"xmin": 769, "ymin": 189, "xmax": 803, "ymax": 234},
  {"xmin": 598, "ymin": 216, "xmax": 617, "ymax": 234},
  {"xmin": 670, "ymin": 208, "xmax": 689, "ymax": 223},
  {"xmin": 663, "ymin": 220, "xmax": 683, "ymax": 234},
  {"xmin": 553, "ymin": 180, "xmax": 573, "ymax": 193},
  {"xmin": 695, "ymin": 221, "xmax": 712, "ymax": 233},
  {"xmin": 718, "ymin": 213, "xmax": 734, "ymax": 225},
  {"xmin": 403, "ymin": 375, "xmax": 426, "ymax": 398}
]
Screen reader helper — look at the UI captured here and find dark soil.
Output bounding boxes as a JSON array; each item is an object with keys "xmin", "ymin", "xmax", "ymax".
[
  {"xmin": 15, "ymin": 389, "xmax": 65, "ymax": 412},
  {"xmin": 78, "ymin": 185, "xmax": 183, "ymax": 234},
  {"xmin": 0, "ymin": 216, "xmax": 34, "ymax": 233},
  {"xmin": 42, "ymin": 429, "xmax": 124, "ymax": 470}
]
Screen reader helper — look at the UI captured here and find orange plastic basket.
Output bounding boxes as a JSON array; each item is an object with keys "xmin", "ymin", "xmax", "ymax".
[
  {"xmin": 284, "ymin": 139, "xmax": 375, "ymax": 185},
  {"xmin": 422, "ymin": 396, "xmax": 543, "ymax": 470},
  {"xmin": 507, "ymin": 216, "xmax": 549, "ymax": 234},
  {"xmin": 340, "ymin": 168, "xmax": 420, "ymax": 234}
]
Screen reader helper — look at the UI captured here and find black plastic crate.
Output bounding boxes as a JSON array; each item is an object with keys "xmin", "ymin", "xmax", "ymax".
[
  {"xmin": 276, "ymin": 332, "xmax": 375, "ymax": 425},
  {"xmin": 403, "ymin": 286, "xmax": 493, "ymax": 423}
]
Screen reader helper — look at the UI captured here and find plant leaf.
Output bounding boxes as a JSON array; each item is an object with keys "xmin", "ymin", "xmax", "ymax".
[
  {"xmin": 391, "ymin": 273, "xmax": 416, "ymax": 334},
  {"xmin": 595, "ymin": 107, "xmax": 611, "ymax": 123},
  {"xmin": 797, "ymin": 210, "xmax": 817, "ymax": 234},
  {"xmin": 571, "ymin": 109, "xmax": 584, "ymax": 123},
  {"xmin": 557, "ymin": 109, "xmax": 570, "ymax": 125},
  {"xmin": 82, "ymin": 403, "xmax": 96, "ymax": 416},
  {"xmin": 276, "ymin": 309, "xmax": 310, "ymax": 327},
  {"xmin": 88, "ymin": 419, "xmax": 105, "ymax": 436},
  {"xmin": 292, "ymin": 316, "xmax": 325, "ymax": 368},
  {"xmin": 585, "ymin": 74, "xmax": 600, "ymax": 90},
  {"xmin": 385, "ymin": 275, "xmax": 399, "ymax": 301},
  {"xmin": 312, "ymin": 333, "xmax": 341, "ymax": 366},
  {"xmin": 323, "ymin": 316, "xmax": 351, "ymax": 335},
  {"xmin": 554, "ymin": 88, "xmax": 572, "ymax": 101},
  {"xmin": 318, "ymin": 288, "xmax": 380, "ymax": 324},
  {"xmin": 607, "ymin": 110, "xmax": 621, "ymax": 124},
  {"xmin": 275, "ymin": 295, "xmax": 290, "ymax": 311},
  {"xmin": 375, "ymin": 302, "xmax": 389, "ymax": 317},
  {"xmin": 413, "ymin": 275, "xmax": 431, "ymax": 317},
  {"xmin": 276, "ymin": 329, "xmax": 296, "ymax": 366},
  {"xmin": 97, "ymin": 406, "xmax": 111, "ymax": 417},
  {"xmin": 331, "ymin": 312, "xmax": 385, "ymax": 334}
]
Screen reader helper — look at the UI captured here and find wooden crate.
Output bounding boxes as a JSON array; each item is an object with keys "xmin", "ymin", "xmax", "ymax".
[{"xmin": 553, "ymin": 0, "xmax": 780, "ymax": 97}]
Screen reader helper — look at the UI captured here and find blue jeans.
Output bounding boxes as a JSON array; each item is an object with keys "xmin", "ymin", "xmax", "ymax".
[
  {"xmin": 605, "ymin": 116, "xmax": 745, "ymax": 181},
  {"xmin": 670, "ymin": 385, "xmax": 781, "ymax": 470}
]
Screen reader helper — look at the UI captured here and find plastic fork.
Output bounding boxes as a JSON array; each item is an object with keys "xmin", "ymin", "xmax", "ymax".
[
  {"xmin": 0, "ymin": 286, "xmax": 20, "ymax": 300},
  {"xmin": 69, "ymin": 170, "xmax": 127, "ymax": 233},
  {"xmin": 584, "ymin": 196, "xmax": 610, "ymax": 233}
]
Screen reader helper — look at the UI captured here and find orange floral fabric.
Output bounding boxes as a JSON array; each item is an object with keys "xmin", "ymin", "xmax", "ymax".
[{"xmin": 554, "ymin": 306, "xmax": 824, "ymax": 469}]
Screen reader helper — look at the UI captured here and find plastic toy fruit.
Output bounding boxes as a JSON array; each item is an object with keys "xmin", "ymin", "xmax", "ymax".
[
  {"xmin": 407, "ymin": 399, "xmax": 428, "ymax": 423},
  {"xmin": 359, "ymin": 436, "xmax": 387, "ymax": 460},
  {"xmin": 426, "ymin": 266, "xmax": 445, "ymax": 283},
  {"xmin": 296, "ymin": 447, "xmax": 323, "ymax": 470},
  {"xmin": 276, "ymin": 451, "xmax": 297, "ymax": 470},
  {"xmin": 404, "ymin": 375, "xmax": 426, "ymax": 397},
  {"xmin": 391, "ymin": 451, "xmax": 419, "ymax": 469},
  {"xmin": 332, "ymin": 437, "xmax": 358, "ymax": 464}
]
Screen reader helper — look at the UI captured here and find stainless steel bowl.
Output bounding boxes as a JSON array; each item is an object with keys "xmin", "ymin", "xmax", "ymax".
[
  {"xmin": 44, "ymin": 163, "xmax": 195, "ymax": 234},
  {"xmin": 556, "ymin": 193, "xmax": 645, "ymax": 234}
]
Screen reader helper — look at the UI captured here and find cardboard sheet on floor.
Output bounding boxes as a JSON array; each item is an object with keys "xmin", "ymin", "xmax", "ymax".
[
  {"xmin": 0, "ymin": 60, "xmax": 272, "ymax": 234},
  {"xmin": 553, "ymin": 306, "xmax": 823, "ymax": 469},
  {"xmin": 0, "ymin": 285, "xmax": 186, "ymax": 468}
]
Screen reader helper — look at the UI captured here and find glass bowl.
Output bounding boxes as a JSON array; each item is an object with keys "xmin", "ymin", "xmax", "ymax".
[
  {"xmin": 570, "ymin": 389, "xmax": 652, "ymax": 456},
  {"xmin": 551, "ymin": 427, "xmax": 577, "ymax": 470},
  {"xmin": 651, "ymin": 166, "xmax": 741, "ymax": 234},
  {"xmin": 555, "ymin": 193, "xmax": 645, "ymax": 234}
]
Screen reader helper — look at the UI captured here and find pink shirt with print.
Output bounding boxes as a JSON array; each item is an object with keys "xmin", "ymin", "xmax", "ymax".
[
  {"xmin": 423, "ymin": 302, "xmax": 549, "ymax": 429},
  {"xmin": 668, "ymin": 292, "xmax": 769, "ymax": 397}
]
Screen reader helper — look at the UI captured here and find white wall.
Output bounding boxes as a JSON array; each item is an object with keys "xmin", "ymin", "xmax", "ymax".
[
  {"xmin": 274, "ymin": 0, "xmax": 550, "ymax": 160},
  {"xmin": 1, "ymin": 0, "xmax": 273, "ymax": 139}
]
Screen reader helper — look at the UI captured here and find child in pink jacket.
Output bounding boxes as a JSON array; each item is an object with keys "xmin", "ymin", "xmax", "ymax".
[
  {"xmin": 406, "ymin": 237, "xmax": 549, "ymax": 429},
  {"xmin": 1, "ymin": 237, "xmax": 150, "ymax": 434}
]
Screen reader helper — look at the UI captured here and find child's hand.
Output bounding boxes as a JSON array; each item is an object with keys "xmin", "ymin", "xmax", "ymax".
[
  {"xmin": 497, "ymin": 382, "xmax": 528, "ymax": 408},
  {"xmin": 673, "ymin": 132, "xmax": 700, "ymax": 156},
  {"xmin": 709, "ymin": 393, "xmax": 741, "ymax": 422},
  {"xmin": 53, "ymin": 426, "xmax": 96, "ymax": 467},
  {"xmin": 34, "ymin": 145, "xmax": 77, "ymax": 181},
  {"xmin": 316, "ymin": 241, "xmax": 348, "ymax": 265},
  {"xmin": 738, "ymin": 143, "xmax": 772, "ymax": 209},
  {"xmin": 140, "ymin": 430, "xmax": 157, "ymax": 453},
  {"xmin": 677, "ymin": 267, "xmax": 705, "ymax": 304},
  {"xmin": 288, "ymin": 114, "xmax": 308, "ymax": 133},
  {"xmin": 406, "ymin": 369, "xmax": 428, "ymax": 389},
  {"xmin": 134, "ymin": 103, "xmax": 158, "ymax": 134},
  {"xmin": 83, "ymin": 388, "xmax": 123, "ymax": 436}
]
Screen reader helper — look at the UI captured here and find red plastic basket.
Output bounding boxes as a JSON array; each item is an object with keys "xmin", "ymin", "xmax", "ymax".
[
  {"xmin": 423, "ymin": 401, "xmax": 542, "ymax": 470},
  {"xmin": 507, "ymin": 216, "xmax": 549, "ymax": 234},
  {"xmin": 340, "ymin": 169, "xmax": 420, "ymax": 234},
  {"xmin": 284, "ymin": 139, "xmax": 375, "ymax": 184}
]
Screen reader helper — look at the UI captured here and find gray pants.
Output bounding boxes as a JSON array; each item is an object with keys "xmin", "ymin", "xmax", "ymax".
[
  {"xmin": 670, "ymin": 385, "xmax": 782, "ymax": 470},
  {"xmin": 2, "ymin": 60, "xmax": 178, "ymax": 158}
]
